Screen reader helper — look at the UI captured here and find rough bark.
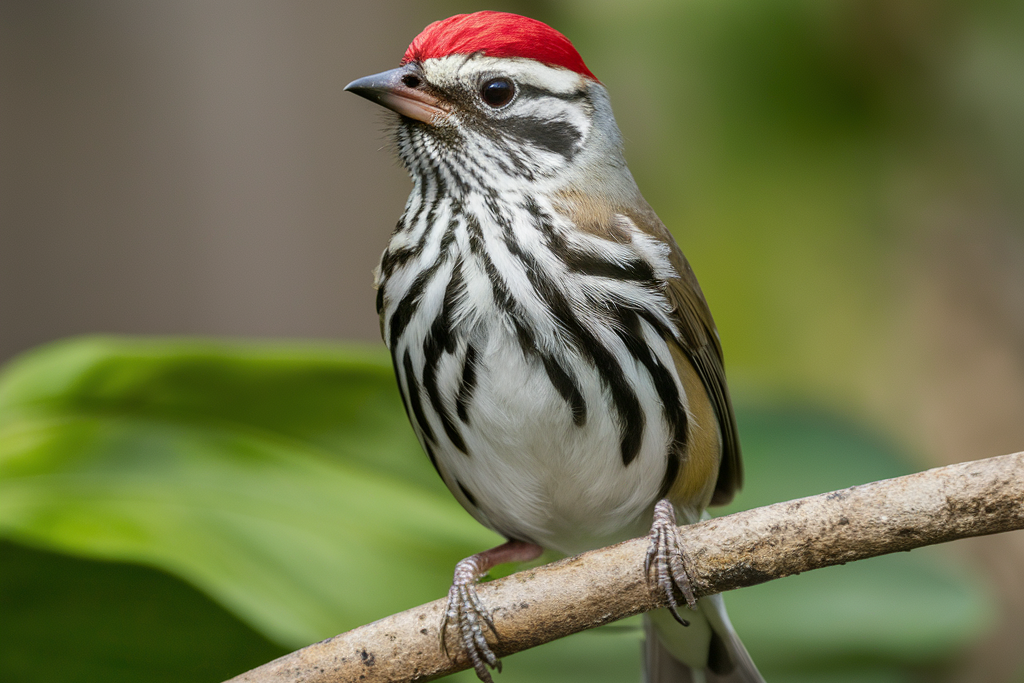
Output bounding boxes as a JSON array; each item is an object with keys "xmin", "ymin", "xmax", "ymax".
[{"xmin": 226, "ymin": 451, "xmax": 1024, "ymax": 683}]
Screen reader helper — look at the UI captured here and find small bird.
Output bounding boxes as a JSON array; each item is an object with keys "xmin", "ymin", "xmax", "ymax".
[{"xmin": 346, "ymin": 11, "xmax": 764, "ymax": 683}]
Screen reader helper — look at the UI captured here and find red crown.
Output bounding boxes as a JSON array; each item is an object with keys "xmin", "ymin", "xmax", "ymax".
[{"xmin": 402, "ymin": 11, "xmax": 597, "ymax": 81}]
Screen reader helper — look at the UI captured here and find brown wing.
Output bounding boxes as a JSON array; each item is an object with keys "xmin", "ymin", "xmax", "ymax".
[
  {"xmin": 619, "ymin": 201, "xmax": 743, "ymax": 507},
  {"xmin": 552, "ymin": 190, "xmax": 743, "ymax": 507}
]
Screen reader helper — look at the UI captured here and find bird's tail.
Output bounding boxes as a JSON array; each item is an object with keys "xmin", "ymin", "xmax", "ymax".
[{"xmin": 643, "ymin": 594, "xmax": 764, "ymax": 683}]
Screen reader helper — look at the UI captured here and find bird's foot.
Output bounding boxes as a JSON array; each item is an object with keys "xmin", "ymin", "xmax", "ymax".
[
  {"xmin": 644, "ymin": 499, "xmax": 697, "ymax": 626},
  {"xmin": 439, "ymin": 540, "xmax": 543, "ymax": 683},
  {"xmin": 441, "ymin": 555, "xmax": 501, "ymax": 683}
]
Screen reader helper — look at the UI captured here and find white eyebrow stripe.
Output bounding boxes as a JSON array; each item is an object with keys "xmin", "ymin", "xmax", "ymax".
[{"xmin": 422, "ymin": 54, "xmax": 588, "ymax": 95}]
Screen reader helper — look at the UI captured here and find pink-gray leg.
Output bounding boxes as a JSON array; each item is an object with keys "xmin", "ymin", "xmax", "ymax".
[{"xmin": 441, "ymin": 540, "xmax": 544, "ymax": 683}]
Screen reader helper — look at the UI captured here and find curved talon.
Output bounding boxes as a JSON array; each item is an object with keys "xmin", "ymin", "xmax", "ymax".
[
  {"xmin": 668, "ymin": 605, "xmax": 690, "ymax": 627},
  {"xmin": 440, "ymin": 573, "xmax": 501, "ymax": 683},
  {"xmin": 437, "ymin": 541, "xmax": 543, "ymax": 682},
  {"xmin": 646, "ymin": 499, "xmax": 698, "ymax": 624}
]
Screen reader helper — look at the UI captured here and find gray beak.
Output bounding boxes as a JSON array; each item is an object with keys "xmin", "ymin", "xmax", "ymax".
[{"xmin": 345, "ymin": 66, "xmax": 447, "ymax": 124}]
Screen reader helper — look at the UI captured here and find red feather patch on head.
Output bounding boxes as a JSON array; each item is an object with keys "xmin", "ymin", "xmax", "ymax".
[{"xmin": 402, "ymin": 11, "xmax": 597, "ymax": 81}]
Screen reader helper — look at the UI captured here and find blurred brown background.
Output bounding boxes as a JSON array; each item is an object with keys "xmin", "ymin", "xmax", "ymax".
[
  {"xmin": 2, "ymin": 1, "xmax": 1023, "ymax": 680},
  {"xmin": 0, "ymin": 0, "xmax": 434, "ymax": 359}
]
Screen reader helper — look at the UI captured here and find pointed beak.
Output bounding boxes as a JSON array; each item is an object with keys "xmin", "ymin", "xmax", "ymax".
[{"xmin": 344, "ymin": 66, "xmax": 447, "ymax": 124}]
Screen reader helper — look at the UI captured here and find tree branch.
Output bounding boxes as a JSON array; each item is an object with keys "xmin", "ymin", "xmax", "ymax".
[{"xmin": 226, "ymin": 451, "xmax": 1024, "ymax": 683}]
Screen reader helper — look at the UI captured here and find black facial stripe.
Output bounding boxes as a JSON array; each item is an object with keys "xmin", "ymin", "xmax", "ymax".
[{"xmin": 505, "ymin": 116, "xmax": 582, "ymax": 160}]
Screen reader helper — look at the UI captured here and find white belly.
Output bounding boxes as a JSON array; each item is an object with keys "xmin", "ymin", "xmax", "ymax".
[{"xmin": 432, "ymin": 330, "xmax": 673, "ymax": 556}]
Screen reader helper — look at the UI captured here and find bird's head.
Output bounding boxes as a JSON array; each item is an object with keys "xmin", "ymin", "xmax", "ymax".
[{"xmin": 346, "ymin": 11, "xmax": 634, "ymax": 195}]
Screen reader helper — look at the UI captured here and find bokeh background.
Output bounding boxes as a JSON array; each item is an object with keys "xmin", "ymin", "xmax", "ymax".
[{"xmin": 2, "ymin": 0, "xmax": 1023, "ymax": 681}]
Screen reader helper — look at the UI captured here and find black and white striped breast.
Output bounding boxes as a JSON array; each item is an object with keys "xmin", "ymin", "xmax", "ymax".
[{"xmin": 377, "ymin": 134, "xmax": 691, "ymax": 510}]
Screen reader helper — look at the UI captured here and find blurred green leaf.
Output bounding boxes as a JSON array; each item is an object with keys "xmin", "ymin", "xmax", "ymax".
[
  {"xmin": 0, "ymin": 337, "xmax": 995, "ymax": 683},
  {"xmin": 0, "ymin": 337, "xmax": 499, "ymax": 647},
  {"xmin": 0, "ymin": 539, "xmax": 286, "ymax": 683}
]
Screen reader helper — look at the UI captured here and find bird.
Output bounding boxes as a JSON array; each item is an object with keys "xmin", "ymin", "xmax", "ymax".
[{"xmin": 345, "ymin": 11, "xmax": 764, "ymax": 683}]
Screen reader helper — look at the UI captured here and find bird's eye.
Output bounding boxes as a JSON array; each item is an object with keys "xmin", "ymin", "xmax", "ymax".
[{"xmin": 480, "ymin": 78, "xmax": 515, "ymax": 108}]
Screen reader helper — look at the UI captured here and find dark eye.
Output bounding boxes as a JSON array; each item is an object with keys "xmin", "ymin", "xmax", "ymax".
[{"xmin": 480, "ymin": 78, "xmax": 515, "ymax": 108}]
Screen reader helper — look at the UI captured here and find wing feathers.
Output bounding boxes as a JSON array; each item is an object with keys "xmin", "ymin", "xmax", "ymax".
[
  {"xmin": 619, "ymin": 200, "xmax": 743, "ymax": 506},
  {"xmin": 550, "ymin": 189, "xmax": 742, "ymax": 505}
]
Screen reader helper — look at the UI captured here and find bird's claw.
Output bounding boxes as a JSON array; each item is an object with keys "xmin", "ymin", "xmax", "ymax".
[
  {"xmin": 645, "ymin": 499, "xmax": 697, "ymax": 626},
  {"xmin": 440, "ymin": 564, "xmax": 501, "ymax": 682}
]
